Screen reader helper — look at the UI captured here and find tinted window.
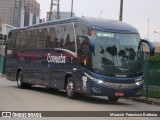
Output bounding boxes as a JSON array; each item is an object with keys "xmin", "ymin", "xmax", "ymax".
[
  {"xmin": 45, "ymin": 27, "xmax": 59, "ymax": 48},
  {"xmin": 27, "ymin": 30, "xmax": 36, "ymax": 48},
  {"xmin": 7, "ymin": 32, "xmax": 13, "ymax": 48},
  {"xmin": 20, "ymin": 31, "xmax": 27, "ymax": 48},
  {"xmin": 15, "ymin": 31, "xmax": 23, "ymax": 48},
  {"xmin": 92, "ymin": 31, "xmax": 143, "ymax": 77},
  {"xmin": 37, "ymin": 29, "xmax": 46, "ymax": 48},
  {"xmin": 75, "ymin": 23, "xmax": 89, "ymax": 54},
  {"xmin": 58, "ymin": 24, "xmax": 76, "ymax": 52}
]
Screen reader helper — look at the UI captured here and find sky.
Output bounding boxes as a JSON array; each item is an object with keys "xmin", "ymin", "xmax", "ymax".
[{"xmin": 37, "ymin": 0, "xmax": 160, "ymax": 42}]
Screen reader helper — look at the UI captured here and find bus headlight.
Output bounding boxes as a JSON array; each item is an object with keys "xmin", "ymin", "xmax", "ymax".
[
  {"xmin": 94, "ymin": 79, "xmax": 104, "ymax": 84},
  {"xmin": 84, "ymin": 72, "xmax": 104, "ymax": 84},
  {"xmin": 97, "ymin": 80, "xmax": 103, "ymax": 84},
  {"xmin": 135, "ymin": 77, "xmax": 143, "ymax": 86},
  {"xmin": 135, "ymin": 80, "xmax": 143, "ymax": 86}
]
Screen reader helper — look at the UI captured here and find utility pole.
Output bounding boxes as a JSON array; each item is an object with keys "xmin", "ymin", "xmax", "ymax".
[
  {"xmin": 49, "ymin": 0, "xmax": 53, "ymax": 21},
  {"xmin": 57, "ymin": 0, "xmax": 60, "ymax": 19},
  {"xmin": 49, "ymin": 0, "xmax": 60, "ymax": 21},
  {"xmin": 71, "ymin": 0, "xmax": 73, "ymax": 17},
  {"xmin": 147, "ymin": 19, "xmax": 150, "ymax": 40},
  {"xmin": 119, "ymin": 0, "xmax": 123, "ymax": 21}
]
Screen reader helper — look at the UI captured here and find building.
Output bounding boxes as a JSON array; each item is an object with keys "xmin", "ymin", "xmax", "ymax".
[
  {"xmin": 0, "ymin": 0, "xmax": 15, "ymax": 29},
  {"xmin": 14, "ymin": 0, "xmax": 40, "ymax": 27},
  {"xmin": 13, "ymin": 6, "xmax": 25, "ymax": 27},
  {"xmin": 0, "ymin": 0, "xmax": 40, "ymax": 28},
  {"xmin": 25, "ymin": 0, "xmax": 40, "ymax": 25},
  {"xmin": 47, "ymin": 12, "xmax": 75, "ymax": 21},
  {"xmin": 1, "ymin": 24, "xmax": 15, "ymax": 35}
]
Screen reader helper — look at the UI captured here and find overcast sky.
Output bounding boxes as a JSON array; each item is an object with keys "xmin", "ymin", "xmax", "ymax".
[{"xmin": 37, "ymin": 0, "xmax": 160, "ymax": 42}]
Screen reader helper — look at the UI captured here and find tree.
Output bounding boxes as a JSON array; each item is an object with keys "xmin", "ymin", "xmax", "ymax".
[{"xmin": 148, "ymin": 53, "xmax": 160, "ymax": 62}]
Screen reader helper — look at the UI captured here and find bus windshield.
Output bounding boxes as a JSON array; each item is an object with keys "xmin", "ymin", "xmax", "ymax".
[{"xmin": 92, "ymin": 31, "xmax": 143, "ymax": 77}]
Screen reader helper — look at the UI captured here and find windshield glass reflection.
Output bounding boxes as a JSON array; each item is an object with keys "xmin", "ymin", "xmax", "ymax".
[{"xmin": 92, "ymin": 31, "xmax": 143, "ymax": 77}]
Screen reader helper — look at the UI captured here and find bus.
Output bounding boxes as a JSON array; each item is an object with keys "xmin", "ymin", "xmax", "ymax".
[{"xmin": 6, "ymin": 17, "xmax": 154, "ymax": 101}]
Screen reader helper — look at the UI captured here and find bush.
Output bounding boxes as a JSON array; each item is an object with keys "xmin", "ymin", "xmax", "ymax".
[{"xmin": 147, "ymin": 53, "xmax": 160, "ymax": 62}]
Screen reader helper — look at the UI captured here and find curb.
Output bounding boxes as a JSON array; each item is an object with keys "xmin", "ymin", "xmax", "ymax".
[{"xmin": 129, "ymin": 97, "xmax": 160, "ymax": 106}]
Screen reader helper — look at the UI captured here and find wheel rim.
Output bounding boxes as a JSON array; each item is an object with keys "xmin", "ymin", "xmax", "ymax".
[
  {"xmin": 67, "ymin": 82, "xmax": 73, "ymax": 96},
  {"xmin": 17, "ymin": 73, "xmax": 21, "ymax": 87}
]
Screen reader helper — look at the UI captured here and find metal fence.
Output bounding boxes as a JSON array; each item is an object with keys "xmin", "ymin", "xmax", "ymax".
[{"xmin": 143, "ymin": 61, "xmax": 160, "ymax": 99}]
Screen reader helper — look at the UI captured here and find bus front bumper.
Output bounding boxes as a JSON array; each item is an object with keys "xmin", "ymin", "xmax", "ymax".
[{"xmin": 90, "ymin": 82, "xmax": 143, "ymax": 97}]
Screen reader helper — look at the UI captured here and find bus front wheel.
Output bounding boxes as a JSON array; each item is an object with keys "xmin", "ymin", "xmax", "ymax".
[
  {"xmin": 108, "ymin": 96, "xmax": 119, "ymax": 102},
  {"xmin": 66, "ymin": 77, "xmax": 76, "ymax": 99}
]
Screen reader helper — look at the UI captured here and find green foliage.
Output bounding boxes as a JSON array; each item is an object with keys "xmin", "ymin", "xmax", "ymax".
[{"xmin": 147, "ymin": 53, "xmax": 160, "ymax": 62}]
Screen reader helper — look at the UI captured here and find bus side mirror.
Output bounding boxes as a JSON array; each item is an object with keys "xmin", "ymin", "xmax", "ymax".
[{"xmin": 140, "ymin": 39, "xmax": 155, "ymax": 56}]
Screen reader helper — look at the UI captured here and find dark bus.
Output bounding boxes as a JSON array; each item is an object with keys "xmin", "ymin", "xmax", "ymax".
[{"xmin": 6, "ymin": 17, "xmax": 154, "ymax": 101}]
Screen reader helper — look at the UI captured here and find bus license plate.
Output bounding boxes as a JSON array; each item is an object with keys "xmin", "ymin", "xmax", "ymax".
[{"xmin": 115, "ymin": 92, "xmax": 124, "ymax": 96}]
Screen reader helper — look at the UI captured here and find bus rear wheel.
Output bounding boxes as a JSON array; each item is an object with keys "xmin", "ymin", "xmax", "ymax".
[
  {"xmin": 66, "ymin": 77, "xmax": 76, "ymax": 99},
  {"xmin": 17, "ymin": 71, "xmax": 31, "ymax": 89},
  {"xmin": 108, "ymin": 96, "xmax": 119, "ymax": 102}
]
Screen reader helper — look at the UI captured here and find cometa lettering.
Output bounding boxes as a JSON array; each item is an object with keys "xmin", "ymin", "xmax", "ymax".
[{"xmin": 47, "ymin": 53, "xmax": 66, "ymax": 63}]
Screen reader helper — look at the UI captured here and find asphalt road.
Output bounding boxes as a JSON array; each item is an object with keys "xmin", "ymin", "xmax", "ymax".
[{"xmin": 0, "ymin": 76, "xmax": 160, "ymax": 120}]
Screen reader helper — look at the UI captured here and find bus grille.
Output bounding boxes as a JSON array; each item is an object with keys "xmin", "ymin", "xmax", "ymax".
[{"xmin": 102, "ymin": 82, "xmax": 137, "ymax": 89}]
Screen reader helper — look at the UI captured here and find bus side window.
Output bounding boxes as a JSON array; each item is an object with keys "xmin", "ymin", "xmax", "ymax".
[
  {"xmin": 59, "ymin": 25, "xmax": 76, "ymax": 52},
  {"xmin": 36, "ymin": 29, "xmax": 40, "ymax": 48},
  {"xmin": 45, "ymin": 27, "xmax": 58, "ymax": 48},
  {"xmin": 75, "ymin": 23, "xmax": 89, "ymax": 59},
  {"xmin": 27, "ymin": 30, "xmax": 36, "ymax": 48},
  {"xmin": 15, "ymin": 31, "xmax": 21, "ymax": 48},
  {"xmin": 37, "ymin": 29, "xmax": 46, "ymax": 48},
  {"xmin": 20, "ymin": 31, "xmax": 27, "ymax": 48},
  {"xmin": 81, "ymin": 38, "xmax": 91, "ymax": 69},
  {"xmin": 15, "ymin": 31, "xmax": 27, "ymax": 48},
  {"xmin": 7, "ymin": 32, "xmax": 13, "ymax": 48}
]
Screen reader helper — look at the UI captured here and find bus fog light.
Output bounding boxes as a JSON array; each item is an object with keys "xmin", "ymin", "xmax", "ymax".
[
  {"xmin": 136, "ymin": 90, "xmax": 142, "ymax": 95},
  {"xmin": 92, "ymin": 87, "xmax": 101, "ymax": 93}
]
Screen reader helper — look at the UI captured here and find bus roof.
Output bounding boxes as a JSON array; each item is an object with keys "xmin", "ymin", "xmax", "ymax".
[{"xmin": 10, "ymin": 17, "xmax": 138, "ymax": 34}]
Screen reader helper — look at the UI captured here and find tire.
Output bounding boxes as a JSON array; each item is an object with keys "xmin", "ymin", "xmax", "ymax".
[
  {"xmin": 66, "ymin": 77, "xmax": 76, "ymax": 99},
  {"xmin": 108, "ymin": 96, "xmax": 119, "ymax": 102},
  {"xmin": 17, "ymin": 71, "xmax": 31, "ymax": 89}
]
